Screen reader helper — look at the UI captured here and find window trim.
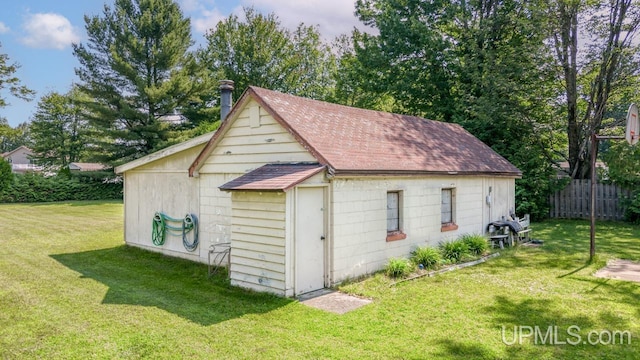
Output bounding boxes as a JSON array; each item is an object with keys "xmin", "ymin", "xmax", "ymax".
[
  {"xmin": 441, "ymin": 188, "xmax": 458, "ymax": 232},
  {"xmin": 386, "ymin": 190, "xmax": 406, "ymax": 241}
]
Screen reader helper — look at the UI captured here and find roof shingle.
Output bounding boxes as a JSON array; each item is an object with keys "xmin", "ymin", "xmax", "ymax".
[
  {"xmin": 219, "ymin": 163, "xmax": 325, "ymax": 191},
  {"xmin": 191, "ymin": 87, "xmax": 521, "ymax": 177}
]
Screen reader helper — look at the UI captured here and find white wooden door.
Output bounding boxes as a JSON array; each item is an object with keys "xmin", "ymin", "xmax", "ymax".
[{"xmin": 295, "ymin": 187, "xmax": 325, "ymax": 295}]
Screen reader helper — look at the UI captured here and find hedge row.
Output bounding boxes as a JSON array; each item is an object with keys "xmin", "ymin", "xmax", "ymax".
[{"xmin": 0, "ymin": 172, "xmax": 122, "ymax": 203}]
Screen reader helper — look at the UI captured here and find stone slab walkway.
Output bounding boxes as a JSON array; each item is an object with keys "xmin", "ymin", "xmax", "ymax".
[
  {"xmin": 594, "ymin": 259, "xmax": 640, "ymax": 283},
  {"xmin": 299, "ymin": 289, "xmax": 372, "ymax": 314}
]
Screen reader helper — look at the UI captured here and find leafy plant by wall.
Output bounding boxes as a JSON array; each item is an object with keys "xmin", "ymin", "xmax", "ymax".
[
  {"xmin": 384, "ymin": 258, "xmax": 414, "ymax": 278},
  {"xmin": 460, "ymin": 234, "xmax": 488, "ymax": 256},
  {"xmin": 410, "ymin": 246, "xmax": 441, "ymax": 270},
  {"xmin": 439, "ymin": 239, "xmax": 470, "ymax": 263}
]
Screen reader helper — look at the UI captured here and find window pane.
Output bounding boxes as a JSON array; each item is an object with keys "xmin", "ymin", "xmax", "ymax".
[
  {"xmin": 441, "ymin": 189, "xmax": 452, "ymax": 224},
  {"xmin": 387, "ymin": 192, "xmax": 399, "ymax": 232}
]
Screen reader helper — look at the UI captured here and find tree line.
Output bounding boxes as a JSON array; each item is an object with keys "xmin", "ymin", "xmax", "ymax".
[{"xmin": 1, "ymin": 0, "xmax": 639, "ymax": 219}]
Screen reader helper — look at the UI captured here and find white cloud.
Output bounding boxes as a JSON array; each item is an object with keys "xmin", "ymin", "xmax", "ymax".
[
  {"xmin": 21, "ymin": 13, "xmax": 81, "ymax": 50},
  {"xmin": 245, "ymin": 0, "xmax": 368, "ymax": 40},
  {"xmin": 180, "ymin": 0, "xmax": 238, "ymax": 34},
  {"xmin": 192, "ymin": 8, "xmax": 226, "ymax": 33},
  {"xmin": 0, "ymin": 22, "xmax": 9, "ymax": 34},
  {"xmin": 184, "ymin": 0, "xmax": 367, "ymax": 39},
  {"xmin": 179, "ymin": 0, "xmax": 203, "ymax": 13}
]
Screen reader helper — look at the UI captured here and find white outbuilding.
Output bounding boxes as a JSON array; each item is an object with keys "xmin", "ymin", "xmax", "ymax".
[{"xmin": 115, "ymin": 84, "xmax": 521, "ymax": 297}]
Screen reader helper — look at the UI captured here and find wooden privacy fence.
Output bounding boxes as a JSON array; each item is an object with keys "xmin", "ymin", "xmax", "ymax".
[{"xmin": 549, "ymin": 180, "xmax": 631, "ymax": 221}]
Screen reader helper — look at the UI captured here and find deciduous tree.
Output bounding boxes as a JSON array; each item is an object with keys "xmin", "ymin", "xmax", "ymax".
[
  {"xmin": 351, "ymin": 0, "xmax": 561, "ymax": 219},
  {"xmin": 550, "ymin": 0, "xmax": 640, "ymax": 179},
  {"xmin": 202, "ymin": 7, "xmax": 336, "ymax": 102},
  {"xmin": 29, "ymin": 88, "xmax": 91, "ymax": 170},
  {"xmin": 0, "ymin": 119, "xmax": 31, "ymax": 153},
  {"xmin": 0, "ymin": 42, "xmax": 34, "ymax": 109}
]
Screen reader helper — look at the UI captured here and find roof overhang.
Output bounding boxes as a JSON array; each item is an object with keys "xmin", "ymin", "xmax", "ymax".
[
  {"xmin": 328, "ymin": 169, "xmax": 522, "ymax": 178},
  {"xmin": 219, "ymin": 163, "xmax": 325, "ymax": 192},
  {"xmin": 115, "ymin": 131, "xmax": 215, "ymax": 174}
]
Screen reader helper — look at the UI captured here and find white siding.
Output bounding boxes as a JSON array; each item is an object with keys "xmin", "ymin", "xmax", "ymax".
[
  {"xmin": 229, "ymin": 191, "xmax": 287, "ymax": 295},
  {"xmin": 329, "ymin": 176, "xmax": 515, "ymax": 283},
  {"xmin": 198, "ymin": 173, "xmax": 236, "ymax": 254},
  {"xmin": 122, "ymin": 144, "xmax": 204, "ymax": 262},
  {"xmin": 199, "ymin": 100, "xmax": 316, "ymax": 174},
  {"xmin": 197, "ymin": 99, "xmax": 319, "ymax": 268}
]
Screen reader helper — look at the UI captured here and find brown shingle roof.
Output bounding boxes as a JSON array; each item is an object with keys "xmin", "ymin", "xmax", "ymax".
[
  {"xmin": 219, "ymin": 164, "xmax": 325, "ymax": 191},
  {"xmin": 190, "ymin": 87, "xmax": 521, "ymax": 177}
]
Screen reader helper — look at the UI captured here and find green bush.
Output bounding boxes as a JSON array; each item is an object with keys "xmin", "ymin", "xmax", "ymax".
[
  {"xmin": 460, "ymin": 234, "xmax": 488, "ymax": 256},
  {"xmin": 385, "ymin": 258, "xmax": 414, "ymax": 278},
  {"xmin": 623, "ymin": 191, "xmax": 640, "ymax": 224},
  {"xmin": 411, "ymin": 246, "xmax": 441, "ymax": 270},
  {"xmin": 439, "ymin": 239, "xmax": 470, "ymax": 263},
  {"xmin": 0, "ymin": 158, "xmax": 13, "ymax": 192},
  {"xmin": 0, "ymin": 172, "xmax": 122, "ymax": 203}
]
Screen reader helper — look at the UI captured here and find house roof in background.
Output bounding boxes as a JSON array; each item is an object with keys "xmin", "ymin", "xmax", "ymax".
[
  {"xmin": 190, "ymin": 87, "xmax": 521, "ymax": 178},
  {"xmin": 69, "ymin": 162, "xmax": 108, "ymax": 171},
  {"xmin": 219, "ymin": 163, "xmax": 325, "ymax": 191},
  {"xmin": 1, "ymin": 146, "xmax": 33, "ymax": 159}
]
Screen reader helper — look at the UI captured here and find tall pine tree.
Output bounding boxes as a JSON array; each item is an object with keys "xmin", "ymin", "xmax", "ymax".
[{"xmin": 73, "ymin": 0, "xmax": 209, "ymax": 164}]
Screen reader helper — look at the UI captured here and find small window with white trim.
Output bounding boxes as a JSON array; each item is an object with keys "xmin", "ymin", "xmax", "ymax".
[
  {"xmin": 386, "ymin": 191, "xmax": 406, "ymax": 241},
  {"xmin": 441, "ymin": 188, "xmax": 458, "ymax": 231}
]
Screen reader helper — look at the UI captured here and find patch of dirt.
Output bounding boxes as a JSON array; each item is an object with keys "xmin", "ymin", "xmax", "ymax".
[{"xmin": 594, "ymin": 259, "xmax": 640, "ymax": 283}]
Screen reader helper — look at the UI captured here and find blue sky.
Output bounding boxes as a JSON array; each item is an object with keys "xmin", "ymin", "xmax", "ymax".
[{"xmin": 0, "ymin": 0, "xmax": 364, "ymax": 127}]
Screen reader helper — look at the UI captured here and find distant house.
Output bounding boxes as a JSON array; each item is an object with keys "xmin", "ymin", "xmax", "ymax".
[
  {"xmin": 158, "ymin": 110, "xmax": 188, "ymax": 125},
  {"xmin": 116, "ymin": 85, "xmax": 521, "ymax": 297},
  {"xmin": 554, "ymin": 161, "xmax": 608, "ymax": 178},
  {"xmin": 68, "ymin": 162, "xmax": 108, "ymax": 172},
  {"xmin": 1, "ymin": 146, "xmax": 41, "ymax": 173}
]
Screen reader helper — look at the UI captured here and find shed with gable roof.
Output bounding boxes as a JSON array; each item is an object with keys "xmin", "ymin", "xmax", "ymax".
[{"xmin": 117, "ymin": 85, "xmax": 521, "ymax": 297}]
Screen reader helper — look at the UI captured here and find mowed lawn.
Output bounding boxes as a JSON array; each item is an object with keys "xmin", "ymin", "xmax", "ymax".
[{"xmin": 0, "ymin": 201, "xmax": 639, "ymax": 359}]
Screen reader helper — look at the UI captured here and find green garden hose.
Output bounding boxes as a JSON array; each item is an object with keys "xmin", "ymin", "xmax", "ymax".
[{"xmin": 151, "ymin": 212, "xmax": 199, "ymax": 252}]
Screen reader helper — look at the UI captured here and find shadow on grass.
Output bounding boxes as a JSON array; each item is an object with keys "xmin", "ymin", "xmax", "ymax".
[
  {"xmin": 51, "ymin": 245, "xmax": 292, "ymax": 326},
  {"xmin": 534, "ymin": 220, "xmax": 640, "ymax": 261},
  {"xmin": 486, "ymin": 220, "xmax": 640, "ymax": 275},
  {"xmin": 481, "ymin": 295, "xmax": 596, "ymax": 359},
  {"xmin": 567, "ymin": 276, "xmax": 640, "ymax": 319}
]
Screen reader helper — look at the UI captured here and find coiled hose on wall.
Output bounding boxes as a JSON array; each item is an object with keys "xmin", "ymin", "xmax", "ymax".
[{"xmin": 152, "ymin": 212, "xmax": 199, "ymax": 252}]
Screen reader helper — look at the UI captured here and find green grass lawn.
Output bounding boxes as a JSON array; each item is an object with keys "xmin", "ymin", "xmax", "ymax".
[{"xmin": 1, "ymin": 201, "xmax": 639, "ymax": 359}]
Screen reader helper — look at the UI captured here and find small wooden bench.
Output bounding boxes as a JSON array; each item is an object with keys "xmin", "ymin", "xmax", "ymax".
[{"xmin": 515, "ymin": 214, "xmax": 532, "ymax": 243}]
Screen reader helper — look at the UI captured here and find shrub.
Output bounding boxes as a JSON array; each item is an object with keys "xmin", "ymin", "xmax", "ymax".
[
  {"xmin": 0, "ymin": 172, "xmax": 122, "ymax": 203},
  {"xmin": 0, "ymin": 158, "xmax": 13, "ymax": 193},
  {"xmin": 385, "ymin": 258, "xmax": 413, "ymax": 278},
  {"xmin": 439, "ymin": 239, "xmax": 470, "ymax": 263},
  {"xmin": 411, "ymin": 246, "xmax": 441, "ymax": 270},
  {"xmin": 460, "ymin": 234, "xmax": 488, "ymax": 256},
  {"xmin": 623, "ymin": 191, "xmax": 640, "ymax": 224}
]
